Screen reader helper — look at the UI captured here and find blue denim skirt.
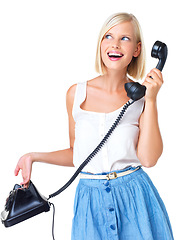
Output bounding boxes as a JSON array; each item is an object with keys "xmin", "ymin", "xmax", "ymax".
[{"xmin": 71, "ymin": 167, "xmax": 174, "ymax": 240}]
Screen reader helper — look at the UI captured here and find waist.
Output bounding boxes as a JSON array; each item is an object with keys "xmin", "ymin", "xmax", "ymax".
[{"xmin": 80, "ymin": 166, "xmax": 140, "ymax": 180}]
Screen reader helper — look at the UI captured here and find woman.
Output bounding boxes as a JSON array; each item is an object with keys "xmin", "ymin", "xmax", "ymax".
[{"xmin": 14, "ymin": 12, "xmax": 174, "ymax": 239}]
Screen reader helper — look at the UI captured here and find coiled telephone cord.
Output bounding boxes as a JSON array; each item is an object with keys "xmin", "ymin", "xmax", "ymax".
[
  {"xmin": 48, "ymin": 99, "xmax": 134, "ymax": 240},
  {"xmin": 48, "ymin": 99, "xmax": 134, "ymax": 199}
]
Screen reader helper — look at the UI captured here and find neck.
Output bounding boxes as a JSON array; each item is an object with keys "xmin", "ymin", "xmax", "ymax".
[{"xmin": 101, "ymin": 69, "xmax": 129, "ymax": 92}]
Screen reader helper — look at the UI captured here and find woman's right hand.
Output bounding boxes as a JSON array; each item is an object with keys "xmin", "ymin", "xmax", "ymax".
[{"xmin": 14, "ymin": 153, "xmax": 35, "ymax": 187}]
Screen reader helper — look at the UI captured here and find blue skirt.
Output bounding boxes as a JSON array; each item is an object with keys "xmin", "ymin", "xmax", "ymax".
[{"xmin": 71, "ymin": 167, "xmax": 174, "ymax": 240}]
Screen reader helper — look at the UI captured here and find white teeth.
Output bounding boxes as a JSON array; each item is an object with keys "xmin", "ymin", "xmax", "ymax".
[{"xmin": 108, "ymin": 52, "xmax": 122, "ymax": 57}]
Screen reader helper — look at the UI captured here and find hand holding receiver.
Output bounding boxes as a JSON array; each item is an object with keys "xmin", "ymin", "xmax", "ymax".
[
  {"xmin": 125, "ymin": 40, "xmax": 168, "ymax": 101},
  {"xmin": 142, "ymin": 68, "xmax": 164, "ymax": 101}
]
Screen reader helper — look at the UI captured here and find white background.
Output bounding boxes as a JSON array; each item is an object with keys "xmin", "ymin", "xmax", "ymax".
[{"xmin": 0, "ymin": 0, "xmax": 179, "ymax": 239}]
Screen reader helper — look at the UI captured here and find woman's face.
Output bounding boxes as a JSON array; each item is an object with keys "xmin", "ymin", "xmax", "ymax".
[{"xmin": 100, "ymin": 21, "xmax": 141, "ymax": 73}]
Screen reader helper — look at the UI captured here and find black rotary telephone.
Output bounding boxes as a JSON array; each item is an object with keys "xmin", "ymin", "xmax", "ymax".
[{"xmin": 1, "ymin": 41, "xmax": 168, "ymax": 239}]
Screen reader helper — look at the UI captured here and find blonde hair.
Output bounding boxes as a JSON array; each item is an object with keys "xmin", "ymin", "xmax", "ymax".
[{"xmin": 95, "ymin": 12, "xmax": 146, "ymax": 80}]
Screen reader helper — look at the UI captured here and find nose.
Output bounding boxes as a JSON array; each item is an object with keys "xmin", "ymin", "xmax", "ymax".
[{"xmin": 112, "ymin": 40, "xmax": 120, "ymax": 49}]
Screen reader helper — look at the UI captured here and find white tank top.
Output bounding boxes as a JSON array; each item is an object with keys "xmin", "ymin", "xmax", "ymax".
[{"xmin": 72, "ymin": 81, "xmax": 144, "ymax": 173}]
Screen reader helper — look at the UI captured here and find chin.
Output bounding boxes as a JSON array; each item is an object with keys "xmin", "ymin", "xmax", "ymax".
[{"xmin": 105, "ymin": 65, "xmax": 126, "ymax": 73}]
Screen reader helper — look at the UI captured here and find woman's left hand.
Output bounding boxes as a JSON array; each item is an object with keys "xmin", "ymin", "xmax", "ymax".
[{"xmin": 142, "ymin": 68, "xmax": 164, "ymax": 101}]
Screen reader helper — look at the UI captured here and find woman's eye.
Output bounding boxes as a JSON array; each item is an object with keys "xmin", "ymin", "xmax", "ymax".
[
  {"xmin": 122, "ymin": 36, "xmax": 130, "ymax": 41},
  {"xmin": 105, "ymin": 34, "xmax": 112, "ymax": 39}
]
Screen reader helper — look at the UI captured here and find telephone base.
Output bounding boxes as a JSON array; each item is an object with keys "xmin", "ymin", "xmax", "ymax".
[
  {"xmin": 1, "ymin": 181, "xmax": 50, "ymax": 228},
  {"xmin": 2, "ymin": 201, "xmax": 50, "ymax": 228}
]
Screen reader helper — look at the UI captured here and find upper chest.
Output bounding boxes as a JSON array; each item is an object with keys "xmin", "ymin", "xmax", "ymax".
[{"xmin": 80, "ymin": 84, "xmax": 130, "ymax": 113}]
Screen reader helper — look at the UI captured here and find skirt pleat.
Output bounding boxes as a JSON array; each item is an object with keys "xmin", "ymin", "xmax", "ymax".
[{"xmin": 71, "ymin": 167, "xmax": 174, "ymax": 240}]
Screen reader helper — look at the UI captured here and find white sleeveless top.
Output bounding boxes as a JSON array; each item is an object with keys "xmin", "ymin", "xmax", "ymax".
[{"xmin": 72, "ymin": 81, "xmax": 145, "ymax": 174}]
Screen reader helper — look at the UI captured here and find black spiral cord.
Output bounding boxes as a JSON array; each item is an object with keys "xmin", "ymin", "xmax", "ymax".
[
  {"xmin": 48, "ymin": 99, "xmax": 134, "ymax": 200},
  {"xmin": 47, "ymin": 100, "xmax": 134, "ymax": 240}
]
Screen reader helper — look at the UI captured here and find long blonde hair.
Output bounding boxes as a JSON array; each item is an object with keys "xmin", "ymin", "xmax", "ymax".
[{"xmin": 95, "ymin": 12, "xmax": 146, "ymax": 80}]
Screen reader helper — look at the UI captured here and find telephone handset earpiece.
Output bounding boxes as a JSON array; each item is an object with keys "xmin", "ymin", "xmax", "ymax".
[
  {"xmin": 125, "ymin": 40, "xmax": 168, "ymax": 101},
  {"xmin": 151, "ymin": 40, "xmax": 168, "ymax": 71}
]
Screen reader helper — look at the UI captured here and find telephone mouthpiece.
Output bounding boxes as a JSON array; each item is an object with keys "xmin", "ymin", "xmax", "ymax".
[{"xmin": 124, "ymin": 82, "xmax": 146, "ymax": 101}]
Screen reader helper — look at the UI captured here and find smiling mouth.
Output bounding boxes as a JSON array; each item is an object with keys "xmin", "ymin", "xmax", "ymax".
[{"xmin": 107, "ymin": 52, "xmax": 124, "ymax": 60}]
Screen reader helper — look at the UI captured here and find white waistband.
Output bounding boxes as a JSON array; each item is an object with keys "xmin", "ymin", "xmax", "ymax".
[{"xmin": 80, "ymin": 167, "xmax": 140, "ymax": 180}]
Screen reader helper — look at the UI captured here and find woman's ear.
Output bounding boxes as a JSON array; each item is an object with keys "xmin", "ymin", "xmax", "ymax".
[{"xmin": 133, "ymin": 42, "xmax": 141, "ymax": 58}]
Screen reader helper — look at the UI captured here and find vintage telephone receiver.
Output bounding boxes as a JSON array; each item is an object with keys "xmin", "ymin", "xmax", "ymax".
[
  {"xmin": 125, "ymin": 40, "xmax": 168, "ymax": 101},
  {"xmin": 1, "ymin": 40, "xmax": 168, "ymax": 239}
]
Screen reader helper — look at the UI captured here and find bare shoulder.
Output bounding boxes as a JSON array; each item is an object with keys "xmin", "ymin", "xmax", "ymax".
[
  {"xmin": 66, "ymin": 76, "xmax": 101, "ymax": 111},
  {"xmin": 66, "ymin": 76, "xmax": 101, "ymax": 100},
  {"xmin": 66, "ymin": 83, "xmax": 77, "ymax": 110},
  {"xmin": 66, "ymin": 84, "xmax": 78, "ymax": 149},
  {"xmin": 87, "ymin": 75, "xmax": 102, "ymax": 88},
  {"xmin": 66, "ymin": 83, "xmax": 77, "ymax": 99}
]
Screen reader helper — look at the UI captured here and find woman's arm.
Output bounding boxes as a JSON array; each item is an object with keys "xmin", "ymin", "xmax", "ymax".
[
  {"xmin": 14, "ymin": 148, "xmax": 74, "ymax": 185},
  {"xmin": 137, "ymin": 68, "xmax": 164, "ymax": 167},
  {"xmin": 14, "ymin": 83, "xmax": 77, "ymax": 185}
]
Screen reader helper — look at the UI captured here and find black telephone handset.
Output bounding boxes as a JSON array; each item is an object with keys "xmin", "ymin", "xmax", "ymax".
[{"xmin": 125, "ymin": 41, "xmax": 168, "ymax": 101}]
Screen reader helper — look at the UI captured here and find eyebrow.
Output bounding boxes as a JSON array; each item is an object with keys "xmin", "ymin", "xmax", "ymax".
[{"xmin": 106, "ymin": 31, "xmax": 132, "ymax": 37}]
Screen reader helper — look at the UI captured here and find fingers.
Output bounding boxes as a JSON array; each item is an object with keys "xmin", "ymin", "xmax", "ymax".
[
  {"xmin": 20, "ymin": 173, "xmax": 30, "ymax": 186},
  {"xmin": 146, "ymin": 68, "xmax": 163, "ymax": 84},
  {"xmin": 22, "ymin": 182, "xmax": 30, "ymax": 189},
  {"xmin": 14, "ymin": 164, "xmax": 20, "ymax": 176},
  {"xmin": 21, "ymin": 160, "xmax": 31, "ymax": 185},
  {"xmin": 14, "ymin": 162, "xmax": 30, "ymax": 185},
  {"xmin": 149, "ymin": 68, "xmax": 162, "ymax": 78},
  {"xmin": 14, "ymin": 163, "xmax": 30, "ymax": 186},
  {"xmin": 14, "ymin": 154, "xmax": 33, "ymax": 186},
  {"xmin": 142, "ymin": 68, "xmax": 164, "ymax": 100},
  {"xmin": 20, "ymin": 178, "xmax": 30, "ymax": 187}
]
